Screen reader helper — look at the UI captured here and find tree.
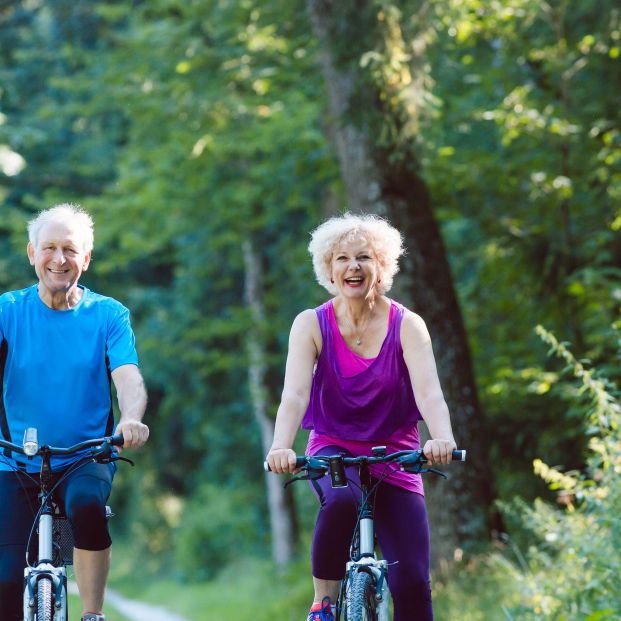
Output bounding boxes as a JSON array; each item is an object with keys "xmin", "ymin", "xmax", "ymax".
[{"xmin": 306, "ymin": 0, "xmax": 496, "ymax": 559}]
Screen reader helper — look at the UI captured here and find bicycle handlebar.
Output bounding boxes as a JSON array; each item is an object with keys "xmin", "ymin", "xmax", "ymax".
[
  {"xmin": 264, "ymin": 447, "xmax": 466, "ymax": 474},
  {"xmin": 0, "ymin": 428, "xmax": 124, "ymax": 458}
]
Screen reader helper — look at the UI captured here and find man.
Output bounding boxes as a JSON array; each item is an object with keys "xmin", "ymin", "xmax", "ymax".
[{"xmin": 0, "ymin": 204, "xmax": 149, "ymax": 621}]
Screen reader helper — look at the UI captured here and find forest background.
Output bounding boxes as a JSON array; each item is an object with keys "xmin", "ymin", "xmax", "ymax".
[{"xmin": 0, "ymin": 1, "xmax": 619, "ymax": 619}]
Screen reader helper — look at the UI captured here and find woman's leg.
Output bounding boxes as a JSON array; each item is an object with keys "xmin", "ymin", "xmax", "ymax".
[
  {"xmin": 309, "ymin": 446, "xmax": 362, "ymax": 606},
  {"xmin": 375, "ymin": 487, "xmax": 433, "ymax": 621}
]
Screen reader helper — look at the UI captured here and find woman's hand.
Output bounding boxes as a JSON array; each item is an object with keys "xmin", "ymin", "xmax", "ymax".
[
  {"xmin": 266, "ymin": 447, "xmax": 298, "ymax": 474},
  {"xmin": 423, "ymin": 438, "xmax": 457, "ymax": 465}
]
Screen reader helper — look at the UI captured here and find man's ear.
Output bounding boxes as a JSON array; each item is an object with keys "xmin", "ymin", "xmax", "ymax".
[
  {"xmin": 27, "ymin": 242, "xmax": 35, "ymax": 266},
  {"xmin": 82, "ymin": 252, "xmax": 92, "ymax": 271}
]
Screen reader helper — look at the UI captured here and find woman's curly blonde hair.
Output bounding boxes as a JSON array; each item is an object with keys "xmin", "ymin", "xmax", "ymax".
[{"xmin": 308, "ymin": 213, "xmax": 405, "ymax": 295}]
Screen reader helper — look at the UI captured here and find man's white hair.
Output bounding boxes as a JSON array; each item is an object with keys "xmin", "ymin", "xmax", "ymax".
[
  {"xmin": 27, "ymin": 203, "xmax": 94, "ymax": 253},
  {"xmin": 308, "ymin": 213, "xmax": 405, "ymax": 295}
]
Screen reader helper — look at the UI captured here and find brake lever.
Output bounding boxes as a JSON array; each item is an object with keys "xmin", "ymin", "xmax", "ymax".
[
  {"xmin": 91, "ymin": 443, "xmax": 135, "ymax": 467},
  {"xmin": 424, "ymin": 467, "xmax": 447, "ymax": 479},
  {"xmin": 283, "ymin": 458, "xmax": 328, "ymax": 488}
]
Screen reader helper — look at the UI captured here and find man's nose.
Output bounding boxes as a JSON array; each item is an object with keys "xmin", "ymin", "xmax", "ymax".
[{"xmin": 53, "ymin": 249, "xmax": 67, "ymax": 264}]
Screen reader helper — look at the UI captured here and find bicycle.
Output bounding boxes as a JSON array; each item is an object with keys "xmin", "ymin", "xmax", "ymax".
[
  {"xmin": 267, "ymin": 446, "xmax": 466, "ymax": 621},
  {"xmin": 0, "ymin": 427, "xmax": 130, "ymax": 621}
]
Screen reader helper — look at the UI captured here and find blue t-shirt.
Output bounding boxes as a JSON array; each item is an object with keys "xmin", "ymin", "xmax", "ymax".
[{"xmin": 0, "ymin": 284, "xmax": 139, "ymax": 472}]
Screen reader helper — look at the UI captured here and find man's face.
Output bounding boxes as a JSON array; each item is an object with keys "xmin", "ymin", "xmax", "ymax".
[{"xmin": 27, "ymin": 221, "xmax": 91, "ymax": 299}]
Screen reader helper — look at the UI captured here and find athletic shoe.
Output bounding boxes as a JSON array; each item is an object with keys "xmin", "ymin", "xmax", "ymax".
[
  {"xmin": 81, "ymin": 614, "xmax": 105, "ymax": 621},
  {"xmin": 307, "ymin": 596, "xmax": 335, "ymax": 621}
]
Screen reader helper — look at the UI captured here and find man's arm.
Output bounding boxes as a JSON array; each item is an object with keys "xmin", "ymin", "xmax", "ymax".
[{"xmin": 111, "ymin": 364, "xmax": 149, "ymax": 449}]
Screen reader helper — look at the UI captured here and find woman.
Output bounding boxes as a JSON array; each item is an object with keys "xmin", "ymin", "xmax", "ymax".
[{"xmin": 266, "ymin": 213, "xmax": 456, "ymax": 621}]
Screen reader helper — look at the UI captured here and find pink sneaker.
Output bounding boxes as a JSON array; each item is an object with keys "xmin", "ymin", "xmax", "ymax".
[{"xmin": 307, "ymin": 597, "xmax": 335, "ymax": 621}]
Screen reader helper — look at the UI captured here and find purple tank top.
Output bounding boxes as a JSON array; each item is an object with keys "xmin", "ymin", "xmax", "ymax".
[{"xmin": 301, "ymin": 300, "xmax": 422, "ymax": 440}]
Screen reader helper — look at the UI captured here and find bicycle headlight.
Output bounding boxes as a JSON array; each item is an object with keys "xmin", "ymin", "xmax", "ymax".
[{"xmin": 23, "ymin": 427, "xmax": 39, "ymax": 456}]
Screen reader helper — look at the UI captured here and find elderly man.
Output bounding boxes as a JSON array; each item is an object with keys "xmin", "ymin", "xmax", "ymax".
[{"xmin": 0, "ymin": 204, "xmax": 149, "ymax": 621}]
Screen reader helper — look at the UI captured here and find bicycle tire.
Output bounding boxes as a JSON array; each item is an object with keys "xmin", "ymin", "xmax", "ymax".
[
  {"xmin": 36, "ymin": 577, "xmax": 54, "ymax": 621},
  {"xmin": 346, "ymin": 571, "xmax": 378, "ymax": 621}
]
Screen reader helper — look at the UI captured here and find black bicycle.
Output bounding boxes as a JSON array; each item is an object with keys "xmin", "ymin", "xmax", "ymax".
[
  {"xmin": 0, "ymin": 428, "xmax": 130, "ymax": 621},
  {"xmin": 267, "ymin": 446, "xmax": 465, "ymax": 621}
]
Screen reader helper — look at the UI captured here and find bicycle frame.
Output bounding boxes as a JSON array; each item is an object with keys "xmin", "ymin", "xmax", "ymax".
[
  {"xmin": 0, "ymin": 429, "xmax": 125, "ymax": 621},
  {"xmin": 23, "ymin": 493, "xmax": 69, "ymax": 620},
  {"xmin": 269, "ymin": 446, "xmax": 465, "ymax": 621},
  {"xmin": 339, "ymin": 459, "xmax": 390, "ymax": 621}
]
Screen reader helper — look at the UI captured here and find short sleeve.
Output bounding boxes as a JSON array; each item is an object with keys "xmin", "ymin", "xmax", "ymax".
[{"xmin": 106, "ymin": 304, "xmax": 139, "ymax": 370}]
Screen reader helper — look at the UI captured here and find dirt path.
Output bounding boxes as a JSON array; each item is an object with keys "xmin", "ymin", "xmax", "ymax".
[{"xmin": 68, "ymin": 582, "xmax": 190, "ymax": 621}]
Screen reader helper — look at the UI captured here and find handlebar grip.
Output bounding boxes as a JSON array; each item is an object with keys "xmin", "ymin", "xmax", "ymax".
[
  {"xmin": 452, "ymin": 449, "xmax": 466, "ymax": 462},
  {"xmin": 264, "ymin": 456, "xmax": 307, "ymax": 472},
  {"xmin": 110, "ymin": 434, "xmax": 125, "ymax": 447}
]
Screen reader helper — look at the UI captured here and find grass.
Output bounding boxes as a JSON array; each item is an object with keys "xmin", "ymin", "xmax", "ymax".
[
  {"xmin": 67, "ymin": 591, "xmax": 133, "ymax": 621},
  {"xmin": 105, "ymin": 540, "xmax": 524, "ymax": 621},
  {"xmin": 108, "ymin": 555, "xmax": 313, "ymax": 621}
]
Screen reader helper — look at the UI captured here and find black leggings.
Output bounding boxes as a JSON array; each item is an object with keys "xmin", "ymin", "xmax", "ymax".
[{"xmin": 0, "ymin": 461, "xmax": 115, "ymax": 621}]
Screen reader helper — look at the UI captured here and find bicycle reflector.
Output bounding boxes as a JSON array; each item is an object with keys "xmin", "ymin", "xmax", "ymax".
[{"xmin": 22, "ymin": 427, "xmax": 39, "ymax": 457}]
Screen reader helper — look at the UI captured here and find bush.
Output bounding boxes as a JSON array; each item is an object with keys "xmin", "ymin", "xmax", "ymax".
[
  {"xmin": 173, "ymin": 483, "xmax": 267, "ymax": 581},
  {"xmin": 499, "ymin": 327, "xmax": 621, "ymax": 620}
]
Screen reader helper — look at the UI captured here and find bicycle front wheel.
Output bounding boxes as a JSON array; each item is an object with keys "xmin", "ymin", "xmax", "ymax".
[
  {"xmin": 346, "ymin": 571, "xmax": 378, "ymax": 621},
  {"xmin": 36, "ymin": 577, "xmax": 54, "ymax": 621}
]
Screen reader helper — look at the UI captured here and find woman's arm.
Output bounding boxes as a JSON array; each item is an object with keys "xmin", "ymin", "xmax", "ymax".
[
  {"xmin": 266, "ymin": 309, "xmax": 321, "ymax": 473},
  {"xmin": 401, "ymin": 310, "xmax": 456, "ymax": 464}
]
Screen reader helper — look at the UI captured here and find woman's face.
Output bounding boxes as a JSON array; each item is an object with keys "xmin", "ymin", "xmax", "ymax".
[{"xmin": 330, "ymin": 235, "xmax": 380, "ymax": 300}]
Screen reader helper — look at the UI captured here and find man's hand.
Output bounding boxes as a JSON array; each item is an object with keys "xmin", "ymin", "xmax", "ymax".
[{"xmin": 116, "ymin": 419, "xmax": 149, "ymax": 449}]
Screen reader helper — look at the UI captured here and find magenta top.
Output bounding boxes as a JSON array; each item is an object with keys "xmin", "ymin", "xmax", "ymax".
[{"xmin": 303, "ymin": 299, "xmax": 424, "ymax": 494}]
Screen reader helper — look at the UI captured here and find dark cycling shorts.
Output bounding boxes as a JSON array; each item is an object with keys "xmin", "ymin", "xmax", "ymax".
[{"xmin": 0, "ymin": 461, "xmax": 115, "ymax": 621}]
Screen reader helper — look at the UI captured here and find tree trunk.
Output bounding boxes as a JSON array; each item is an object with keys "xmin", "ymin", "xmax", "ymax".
[
  {"xmin": 307, "ymin": 0, "xmax": 496, "ymax": 562},
  {"xmin": 243, "ymin": 239, "xmax": 298, "ymax": 568}
]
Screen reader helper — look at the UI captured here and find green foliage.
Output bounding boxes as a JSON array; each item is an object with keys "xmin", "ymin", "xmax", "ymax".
[
  {"xmin": 498, "ymin": 327, "xmax": 621, "ymax": 619},
  {"xmin": 423, "ymin": 0, "xmax": 621, "ymax": 497},
  {"xmin": 173, "ymin": 483, "xmax": 267, "ymax": 580}
]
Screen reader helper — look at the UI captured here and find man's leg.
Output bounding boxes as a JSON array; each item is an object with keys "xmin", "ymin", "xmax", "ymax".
[
  {"xmin": 0, "ymin": 471, "xmax": 39, "ymax": 621},
  {"xmin": 74, "ymin": 547, "xmax": 111, "ymax": 614},
  {"xmin": 56, "ymin": 462, "xmax": 114, "ymax": 618}
]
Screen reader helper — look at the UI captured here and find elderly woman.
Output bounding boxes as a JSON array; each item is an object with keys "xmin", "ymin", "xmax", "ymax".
[{"xmin": 266, "ymin": 213, "xmax": 456, "ymax": 621}]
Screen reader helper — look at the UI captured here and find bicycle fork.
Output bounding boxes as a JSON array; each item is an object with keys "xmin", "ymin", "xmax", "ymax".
[
  {"xmin": 23, "ymin": 506, "xmax": 67, "ymax": 621},
  {"xmin": 342, "ymin": 514, "xmax": 390, "ymax": 620}
]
